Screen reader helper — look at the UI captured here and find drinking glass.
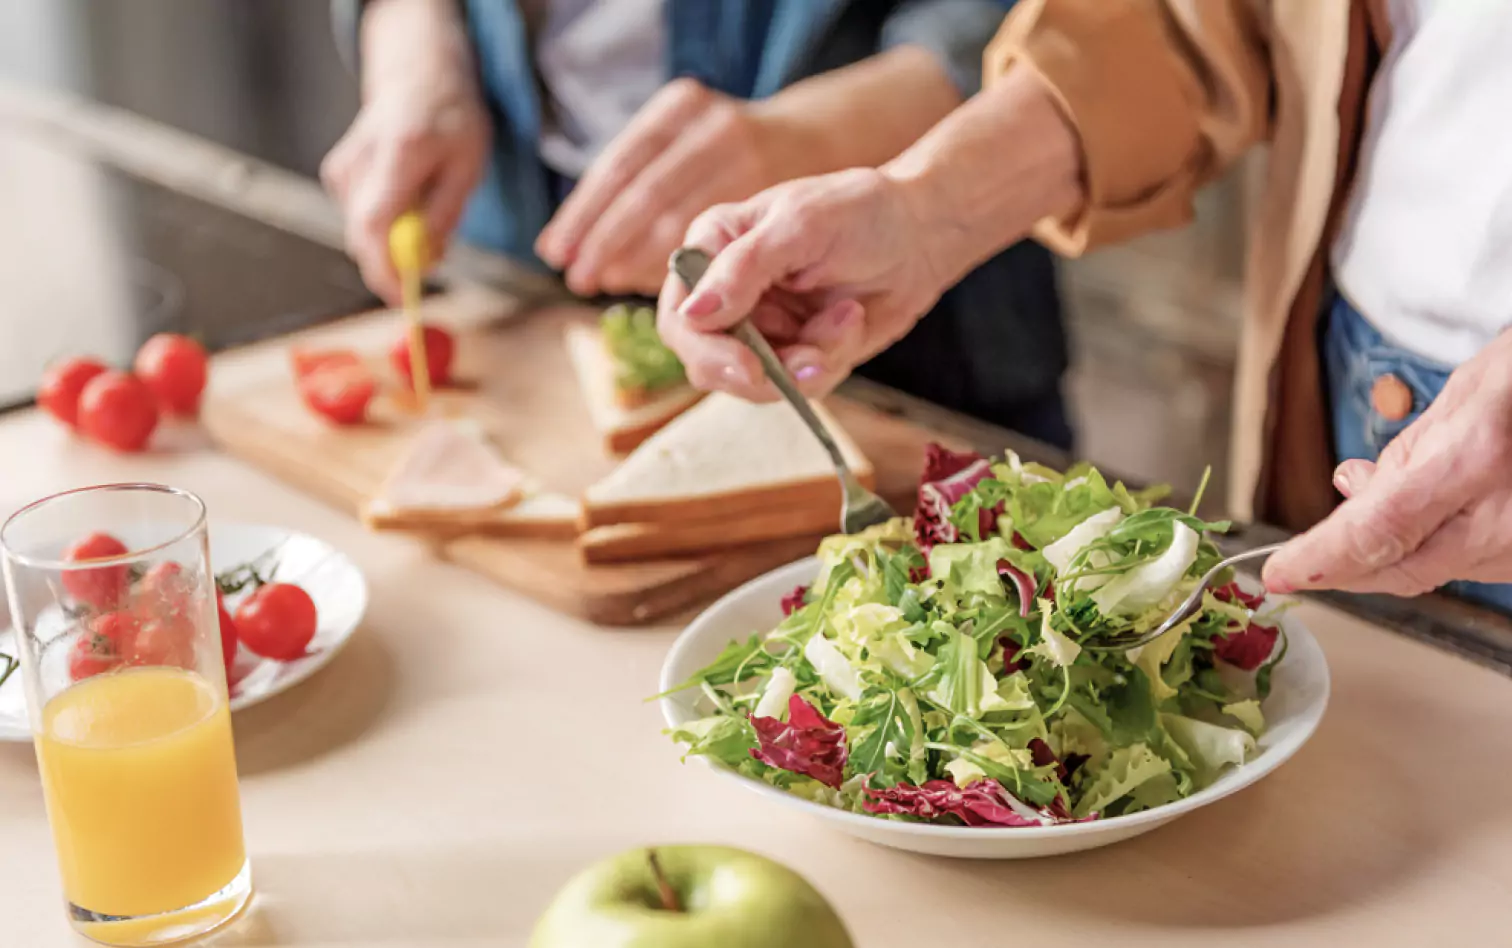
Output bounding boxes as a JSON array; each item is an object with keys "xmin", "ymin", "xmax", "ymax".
[{"xmin": 1, "ymin": 484, "xmax": 251, "ymax": 946}]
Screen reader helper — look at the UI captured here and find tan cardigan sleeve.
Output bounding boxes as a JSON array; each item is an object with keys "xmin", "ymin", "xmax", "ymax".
[{"xmin": 987, "ymin": 0, "xmax": 1272, "ymax": 255}]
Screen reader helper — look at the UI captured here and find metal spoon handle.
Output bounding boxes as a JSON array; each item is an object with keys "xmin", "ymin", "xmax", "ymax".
[{"xmin": 669, "ymin": 247, "xmax": 856, "ymax": 477}]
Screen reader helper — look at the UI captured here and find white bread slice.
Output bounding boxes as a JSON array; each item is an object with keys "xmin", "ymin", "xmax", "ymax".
[
  {"xmin": 579, "ymin": 506, "xmax": 840, "ymax": 564},
  {"xmin": 565, "ymin": 322, "xmax": 703, "ymax": 455},
  {"xmin": 581, "ymin": 392, "xmax": 873, "ymax": 529},
  {"xmin": 362, "ymin": 420, "xmax": 580, "ymax": 539}
]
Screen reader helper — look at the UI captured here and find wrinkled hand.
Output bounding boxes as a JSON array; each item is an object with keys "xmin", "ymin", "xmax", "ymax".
[
  {"xmin": 322, "ymin": 64, "xmax": 489, "ymax": 305},
  {"xmin": 1264, "ymin": 328, "xmax": 1512, "ymax": 596},
  {"xmin": 655, "ymin": 168, "xmax": 948, "ymax": 400},
  {"xmin": 537, "ymin": 78, "xmax": 803, "ymax": 298}
]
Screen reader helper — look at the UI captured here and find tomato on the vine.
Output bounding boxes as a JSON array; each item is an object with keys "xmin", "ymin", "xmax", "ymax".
[
  {"xmin": 77, "ymin": 371, "xmax": 159, "ymax": 452},
  {"xmin": 390, "ymin": 324, "xmax": 455, "ymax": 389},
  {"xmin": 217, "ymin": 592, "xmax": 239, "ymax": 679},
  {"xmin": 138, "ymin": 561, "xmax": 191, "ymax": 614},
  {"xmin": 234, "ymin": 583, "xmax": 317, "ymax": 660},
  {"xmin": 38, "ymin": 357, "xmax": 108, "ymax": 428},
  {"xmin": 134, "ymin": 333, "xmax": 209, "ymax": 417},
  {"xmin": 68, "ymin": 634, "xmax": 119, "ymax": 682},
  {"xmin": 127, "ymin": 614, "xmax": 195, "ymax": 669},
  {"xmin": 62, "ymin": 533, "xmax": 130, "ymax": 611}
]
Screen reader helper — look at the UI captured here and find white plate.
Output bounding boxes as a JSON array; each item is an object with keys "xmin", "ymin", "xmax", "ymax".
[
  {"xmin": 0, "ymin": 522, "xmax": 367, "ymax": 742},
  {"xmin": 660, "ymin": 556, "xmax": 1330, "ymax": 859}
]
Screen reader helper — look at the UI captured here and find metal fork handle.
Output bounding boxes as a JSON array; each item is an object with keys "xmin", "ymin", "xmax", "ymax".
[{"xmin": 669, "ymin": 247, "xmax": 859, "ymax": 482}]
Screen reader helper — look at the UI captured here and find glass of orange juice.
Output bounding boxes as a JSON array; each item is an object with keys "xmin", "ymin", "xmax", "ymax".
[{"xmin": 1, "ymin": 484, "xmax": 250, "ymax": 946}]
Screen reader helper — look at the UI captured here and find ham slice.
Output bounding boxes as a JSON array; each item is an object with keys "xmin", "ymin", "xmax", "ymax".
[{"xmin": 371, "ymin": 420, "xmax": 526, "ymax": 516}]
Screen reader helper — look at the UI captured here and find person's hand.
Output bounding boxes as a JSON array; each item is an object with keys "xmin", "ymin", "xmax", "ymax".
[
  {"xmin": 321, "ymin": 16, "xmax": 489, "ymax": 306},
  {"xmin": 655, "ymin": 167, "xmax": 951, "ymax": 400},
  {"xmin": 536, "ymin": 78, "xmax": 810, "ymax": 298},
  {"xmin": 1264, "ymin": 329, "xmax": 1512, "ymax": 596}
]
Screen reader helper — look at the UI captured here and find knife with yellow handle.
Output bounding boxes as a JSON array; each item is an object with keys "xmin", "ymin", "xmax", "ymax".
[{"xmin": 389, "ymin": 210, "xmax": 431, "ymax": 412}]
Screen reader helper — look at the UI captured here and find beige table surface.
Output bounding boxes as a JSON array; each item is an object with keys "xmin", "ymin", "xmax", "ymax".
[{"xmin": 5, "ymin": 343, "xmax": 1512, "ymax": 948}]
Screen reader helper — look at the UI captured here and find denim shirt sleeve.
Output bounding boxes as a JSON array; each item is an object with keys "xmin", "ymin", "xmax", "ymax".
[{"xmin": 880, "ymin": 0, "xmax": 1016, "ymax": 97}]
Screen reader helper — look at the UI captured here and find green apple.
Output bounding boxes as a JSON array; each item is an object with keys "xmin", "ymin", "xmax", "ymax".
[{"xmin": 531, "ymin": 845, "xmax": 855, "ymax": 948}]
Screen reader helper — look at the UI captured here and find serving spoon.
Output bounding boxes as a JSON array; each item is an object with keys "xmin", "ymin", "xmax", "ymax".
[
  {"xmin": 669, "ymin": 247, "xmax": 898, "ymax": 534},
  {"xmin": 1083, "ymin": 543, "xmax": 1286, "ymax": 653}
]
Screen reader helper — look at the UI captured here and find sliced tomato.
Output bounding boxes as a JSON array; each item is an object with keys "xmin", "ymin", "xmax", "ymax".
[
  {"xmin": 390, "ymin": 324, "xmax": 456, "ymax": 389},
  {"xmin": 290, "ymin": 347, "xmax": 364, "ymax": 380},
  {"xmin": 298, "ymin": 364, "xmax": 376, "ymax": 425},
  {"xmin": 291, "ymin": 348, "xmax": 375, "ymax": 425}
]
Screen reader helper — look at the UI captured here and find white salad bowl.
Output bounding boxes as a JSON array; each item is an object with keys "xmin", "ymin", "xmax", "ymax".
[{"xmin": 660, "ymin": 556, "xmax": 1330, "ymax": 860}]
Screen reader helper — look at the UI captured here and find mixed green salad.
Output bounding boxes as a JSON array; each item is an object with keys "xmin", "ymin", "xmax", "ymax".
[
  {"xmin": 666, "ymin": 446, "xmax": 1287, "ymax": 827},
  {"xmin": 600, "ymin": 304, "xmax": 686, "ymax": 399}
]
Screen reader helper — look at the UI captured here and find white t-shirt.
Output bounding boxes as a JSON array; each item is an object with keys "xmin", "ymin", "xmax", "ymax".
[
  {"xmin": 523, "ymin": 0, "xmax": 668, "ymax": 180},
  {"xmin": 1331, "ymin": 0, "xmax": 1512, "ymax": 366}
]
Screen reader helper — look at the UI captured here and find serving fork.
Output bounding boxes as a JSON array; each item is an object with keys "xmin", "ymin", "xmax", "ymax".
[{"xmin": 669, "ymin": 247, "xmax": 898, "ymax": 534}]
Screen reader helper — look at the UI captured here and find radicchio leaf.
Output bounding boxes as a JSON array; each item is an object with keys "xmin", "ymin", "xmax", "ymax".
[
  {"xmin": 1213, "ymin": 581, "xmax": 1267, "ymax": 611},
  {"xmin": 862, "ymin": 777, "xmax": 1092, "ymax": 828},
  {"xmin": 997, "ymin": 560, "xmax": 1036, "ymax": 617},
  {"xmin": 749, "ymin": 695, "xmax": 848, "ymax": 788},
  {"xmin": 1028, "ymin": 737, "xmax": 1068, "ymax": 781},
  {"xmin": 914, "ymin": 444, "xmax": 995, "ymax": 556},
  {"xmin": 1214, "ymin": 621, "xmax": 1280, "ymax": 671},
  {"xmin": 999, "ymin": 635, "xmax": 1029, "ymax": 673},
  {"xmin": 780, "ymin": 585, "xmax": 809, "ymax": 617}
]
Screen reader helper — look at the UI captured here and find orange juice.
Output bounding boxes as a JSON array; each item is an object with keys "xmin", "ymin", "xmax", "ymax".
[{"xmin": 36, "ymin": 666, "xmax": 246, "ymax": 919}]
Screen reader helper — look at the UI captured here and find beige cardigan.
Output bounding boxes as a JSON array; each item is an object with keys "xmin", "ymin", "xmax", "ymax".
[{"xmin": 987, "ymin": 0, "xmax": 1387, "ymax": 531}]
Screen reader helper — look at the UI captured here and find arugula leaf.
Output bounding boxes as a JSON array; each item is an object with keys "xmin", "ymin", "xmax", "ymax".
[
  {"xmin": 660, "ymin": 635, "xmax": 775, "ymax": 695},
  {"xmin": 1256, "ymin": 626, "xmax": 1290, "ymax": 700},
  {"xmin": 850, "ymin": 687, "xmax": 916, "ymax": 780},
  {"xmin": 669, "ymin": 715, "xmax": 756, "ymax": 768}
]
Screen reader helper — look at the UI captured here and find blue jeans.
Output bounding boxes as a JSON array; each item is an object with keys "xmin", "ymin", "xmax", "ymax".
[{"xmin": 1323, "ymin": 293, "xmax": 1512, "ymax": 612}]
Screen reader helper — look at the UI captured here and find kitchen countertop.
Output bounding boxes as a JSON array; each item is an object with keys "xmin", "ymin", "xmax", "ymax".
[
  {"xmin": 4, "ymin": 395, "xmax": 1512, "ymax": 947},
  {"xmin": 6, "ymin": 81, "xmax": 1512, "ymax": 946}
]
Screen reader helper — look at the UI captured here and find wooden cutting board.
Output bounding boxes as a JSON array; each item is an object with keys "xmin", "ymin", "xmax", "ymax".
[{"xmin": 202, "ymin": 293, "xmax": 950, "ymax": 625}]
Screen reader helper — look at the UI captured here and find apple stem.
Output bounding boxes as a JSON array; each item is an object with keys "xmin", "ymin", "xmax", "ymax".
[{"xmin": 646, "ymin": 849, "xmax": 681, "ymax": 913}]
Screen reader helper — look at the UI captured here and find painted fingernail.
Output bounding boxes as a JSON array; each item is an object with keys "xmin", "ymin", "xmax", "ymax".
[
  {"xmin": 679, "ymin": 290, "xmax": 724, "ymax": 320},
  {"xmin": 721, "ymin": 364, "xmax": 751, "ymax": 386},
  {"xmin": 795, "ymin": 364, "xmax": 822, "ymax": 382}
]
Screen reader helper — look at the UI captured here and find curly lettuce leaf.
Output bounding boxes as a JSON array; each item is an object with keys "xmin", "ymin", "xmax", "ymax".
[
  {"xmin": 601, "ymin": 304, "xmax": 686, "ymax": 394},
  {"xmin": 1075, "ymin": 742, "xmax": 1172, "ymax": 817}
]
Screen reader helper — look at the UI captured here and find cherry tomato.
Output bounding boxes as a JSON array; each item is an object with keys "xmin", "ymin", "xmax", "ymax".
[
  {"xmin": 217, "ymin": 592, "xmax": 239, "ymax": 678},
  {"xmin": 138, "ymin": 561, "xmax": 190, "ymax": 613},
  {"xmin": 390, "ymin": 324, "xmax": 455, "ymax": 389},
  {"xmin": 298, "ymin": 364, "xmax": 376, "ymax": 425},
  {"xmin": 62, "ymin": 532, "xmax": 130, "ymax": 611},
  {"xmin": 38, "ymin": 357, "xmax": 108, "ymax": 428},
  {"xmin": 68, "ymin": 634, "xmax": 119, "ymax": 682},
  {"xmin": 290, "ymin": 348, "xmax": 363, "ymax": 380},
  {"xmin": 134, "ymin": 333, "xmax": 209, "ymax": 416},
  {"xmin": 127, "ymin": 615, "xmax": 195, "ymax": 669},
  {"xmin": 234, "ymin": 583, "xmax": 317, "ymax": 661},
  {"xmin": 77, "ymin": 371, "xmax": 159, "ymax": 452},
  {"xmin": 88, "ymin": 611, "xmax": 141, "ymax": 652}
]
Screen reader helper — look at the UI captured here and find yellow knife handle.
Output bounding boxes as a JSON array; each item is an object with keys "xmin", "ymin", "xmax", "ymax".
[{"xmin": 390, "ymin": 211, "xmax": 432, "ymax": 409}]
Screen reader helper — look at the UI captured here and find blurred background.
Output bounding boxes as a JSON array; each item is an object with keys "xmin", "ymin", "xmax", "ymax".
[{"xmin": 0, "ymin": 0, "xmax": 1254, "ymax": 502}]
